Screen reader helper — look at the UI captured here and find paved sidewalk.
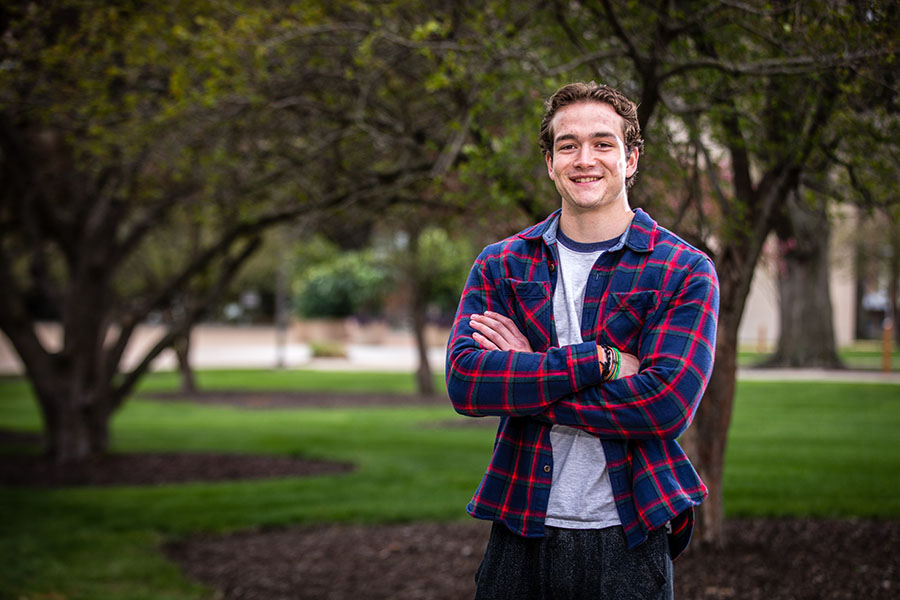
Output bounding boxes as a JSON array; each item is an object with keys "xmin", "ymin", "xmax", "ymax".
[
  {"xmin": 2, "ymin": 324, "xmax": 899, "ymax": 383},
  {"xmin": 736, "ymin": 367, "xmax": 900, "ymax": 384},
  {"xmin": 0, "ymin": 324, "xmax": 447, "ymax": 375}
]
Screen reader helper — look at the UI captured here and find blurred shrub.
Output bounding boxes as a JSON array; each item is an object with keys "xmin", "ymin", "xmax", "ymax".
[
  {"xmin": 309, "ymin": 340, "xmax": 348, "ymax": 358},
  {"xmin": 293, "ymin": 246, "xmax": 388, "ymax": 319}
]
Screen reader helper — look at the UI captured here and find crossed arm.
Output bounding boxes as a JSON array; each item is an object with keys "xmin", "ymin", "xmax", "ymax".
[
  {"xmin": 446, "ymin": 256, "xmax": 718, "ymax": 440},
  {"xmin": 470, "ymin": 311, "xmax": 640, "ymax": 378}
]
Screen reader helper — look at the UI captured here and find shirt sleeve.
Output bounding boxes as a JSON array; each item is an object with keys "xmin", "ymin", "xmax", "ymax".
[
  {"xmin": 445, "ymin": 247, "xmax": 605, "ymax": 417},
  {"xmin": 538, "ymin": 257, "xmax": 720, "ymax": 440}
]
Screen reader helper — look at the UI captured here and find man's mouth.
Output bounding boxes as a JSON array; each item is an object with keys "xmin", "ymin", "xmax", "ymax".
[{"xmin": 571, "ymin": 176, "xmax": 601, "ymax": 183}]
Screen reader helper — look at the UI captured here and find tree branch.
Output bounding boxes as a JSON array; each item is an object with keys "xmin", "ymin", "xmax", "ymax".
[
  {"xmin": 549, "ymin": 0, "xmax": 608, "ymax": 78},
  {"xmin": 821, "ymin": 147, "xmax": 884, "ymax": 209},
  {"xmin": 597, "ymin": 0, "xmax": 642, "ymax": 65},
  {"xmin": 115, "ymin": 183, "xmax": 200, "ymax": 260},
  {"xmin": 543, "ymin": 49, "xmax": 627, "ymax": 77},
  {"xmin": 0, "ymin": 238, "xmax": 54, "ymax": 381},
  {"xmin": 110, "ymin": 236, "xmax": 263, "ymax": 406},
  {"xmin": 660, "ymin": 48, "xmax": 897, "ymax": 81},
  {"xmin": 430, "ymin": 102, "xmax": 476, "ymax": 179}
]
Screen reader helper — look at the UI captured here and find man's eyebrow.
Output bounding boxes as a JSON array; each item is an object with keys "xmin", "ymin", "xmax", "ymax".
[{"xmin": 554, "ymin": 131, "xmax": 618, "ymax": 144}]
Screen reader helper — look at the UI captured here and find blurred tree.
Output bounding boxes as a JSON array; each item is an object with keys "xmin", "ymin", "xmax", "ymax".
[
  {"xmin": 763, "ymin": 1, "xmax": 900, "ymax": 367},
  {"xmin": 118, "ymin": 210, "xmax": 208, "ymax": 393},
  {"xmin": 389, "ymin": 225, "xmax": 476, "ymax": 396},
  {"xmin": 0, "ymin": 0, "xmax": 490, "ymax": 463},
  {"xmin": 0, "ymin": 1, "xmax": 280, "ymax": 463},
  {"xmin": 316, "ymin": 0, "xmax": 545, "ymax": 394}
]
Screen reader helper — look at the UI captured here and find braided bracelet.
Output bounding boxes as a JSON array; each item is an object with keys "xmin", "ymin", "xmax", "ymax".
[
  {"xmin": 602, "ymin": 345, "xmax": 617, "ymax": 382},
  {"xmin": 600, "ymin": 345, "xmax": 611, "ymax": 381}
]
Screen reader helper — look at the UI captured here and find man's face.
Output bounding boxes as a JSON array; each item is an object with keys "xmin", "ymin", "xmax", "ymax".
[{"xmin": 545, "ymin": 101, "xmax": 638, "ymax": 216}]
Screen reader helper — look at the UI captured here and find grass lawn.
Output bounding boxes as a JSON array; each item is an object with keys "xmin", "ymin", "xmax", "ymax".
[
  {"xmin": 1, "ymin": 370, "xmax": 898, "ymax": 599},
  {"xmin": 738, "ymin": 340, "xmax": 900, "ymax": 370}
]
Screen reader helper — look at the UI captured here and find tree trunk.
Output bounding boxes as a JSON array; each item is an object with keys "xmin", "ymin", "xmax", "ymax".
[
  {"xmin": 174, "ymin": 330, "xmax": 196, "ymax": 393},
  {"xmin": 681, "ymin": 300, "xmax": 739, "ymax": 549},
  {"xmin": 35, "ymin": 378, "xmax": 112, "ymax": 465},
  {"xmin": 681, "ymin": 185, "xmax": 780, "ymax": 547},
  {"xmin": 408, "ymin": 227, "xmax": 436, "ymax": 397},
  {"xmin": 765, "ymin": 193, "xmax": 842, "ymax": 368},
  {"xmin": 176, "ymin": 220, "xmax": 201, "ymax": 389},
  {"xmin": 413, "ymin": 301, "xmax": 435, "ymax": 397}
]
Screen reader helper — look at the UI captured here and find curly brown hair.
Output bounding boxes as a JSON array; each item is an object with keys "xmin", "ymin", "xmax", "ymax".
[{"xmin": 539, "ymin": 82, "xmax": 644, "ymax": 188}]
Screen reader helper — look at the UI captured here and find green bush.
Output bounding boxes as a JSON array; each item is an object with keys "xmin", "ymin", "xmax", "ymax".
[
  {"xmin": 309, "ymin": 340, "xmax": 348, "ymax": 358},
  {"xmin": 293, "ymin": 250, "xmax": 388, "ymax": 319}
]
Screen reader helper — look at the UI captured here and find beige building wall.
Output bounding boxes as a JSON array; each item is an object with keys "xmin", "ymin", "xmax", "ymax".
[
  {"xmin": 737, "ymin": 236, "xmax": 780, "ymax": 351},
  {"xmin": 830, "ymin": 207, "xmax": 858, "ymax": 348}
]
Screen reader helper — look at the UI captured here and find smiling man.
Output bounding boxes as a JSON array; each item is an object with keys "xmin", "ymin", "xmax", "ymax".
[{"xmin": 446, "ymin": 82, "xmax": 720, "ymax": 599}]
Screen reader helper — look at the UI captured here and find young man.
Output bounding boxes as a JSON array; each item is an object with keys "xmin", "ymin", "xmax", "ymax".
[{"xmin": 445, "ymin": 82, "xmax": 720, "ymax": 599}]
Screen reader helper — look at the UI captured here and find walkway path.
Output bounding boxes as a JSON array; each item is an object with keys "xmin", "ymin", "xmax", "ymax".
[{"xmin": 2, "ymin": 324, "xmax": 899, "ymax": 384}]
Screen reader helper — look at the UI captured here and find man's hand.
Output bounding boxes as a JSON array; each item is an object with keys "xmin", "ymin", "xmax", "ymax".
[
  {"xmin": 612, "ymin": 349, "xmax": 640, "ymax": 379},
  {"xmin": 469, "ymin": 311, "xmax": 533, "ymax": 352}
]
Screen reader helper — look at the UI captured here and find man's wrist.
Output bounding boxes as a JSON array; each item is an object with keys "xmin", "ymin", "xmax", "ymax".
[{"xmin": 599, "ymin": 345, "xmax": 621, "ymax": 382}]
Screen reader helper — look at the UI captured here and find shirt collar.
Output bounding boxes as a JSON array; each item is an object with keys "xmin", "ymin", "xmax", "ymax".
[{"xmin": 519, "ymin": 207, "xmax": 656, "ymax": 253}]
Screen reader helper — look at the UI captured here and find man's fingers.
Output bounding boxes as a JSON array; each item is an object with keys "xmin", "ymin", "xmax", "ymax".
[
  {"xmin": 471, "ymin": 314, "xmax": 519, "ymax": 348},
  {"xmin": 470, "ymin": 317, "xmax": 508, "ymax": 348},
  {"xmin": 482, "ymin": 311, "xmax": 519, "ymax": 338},
  {"xmin": 483, "ymin": 312, "xmax": 531, "ymax": 348},
  {"xmin": 470, "ymin": 316, "xmax": 500, "ymax": 340},
  {"xmin": 478, "ymin": 312, "xmax": 523, "ymax": 343},
  {"xmin": 472, "ymin": 331, "xmax": 500, "ymax": 351},
  {"xmin": 470, "ymin": 314, "xmax": 503, "ymax": 334},
  {"xmin": 470, "ymin": 312, "xmax": 533, "ymax": 352}
]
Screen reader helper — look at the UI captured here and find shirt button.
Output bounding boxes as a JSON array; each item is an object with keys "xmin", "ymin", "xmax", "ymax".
[
  {"xmin": 543, "ymin": 464, "xmax": 551, "ymax": 473},
  {"xmin": 548, "ymin": 262, "xmax": 556, "ymax": 272}
]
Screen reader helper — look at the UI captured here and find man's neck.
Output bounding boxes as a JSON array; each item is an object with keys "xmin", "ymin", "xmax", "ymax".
[{"xmin": 558, "ymin": 202, "xmax": 634, "ymax": 243}]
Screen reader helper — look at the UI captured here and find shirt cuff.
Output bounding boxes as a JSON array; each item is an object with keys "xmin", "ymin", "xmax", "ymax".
[{"xmin": 569, "ymin": 340, "xmax": 605, "ymax": 390}]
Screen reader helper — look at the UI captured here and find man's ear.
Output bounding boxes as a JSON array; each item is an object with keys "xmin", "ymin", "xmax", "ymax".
[
  {"xmin": 625, "ymin": 147, "xmax": 639, "ymax": 178},
  {"xmin": 545, "ymin": 151, "xmax": 555, "ymax": 181}
]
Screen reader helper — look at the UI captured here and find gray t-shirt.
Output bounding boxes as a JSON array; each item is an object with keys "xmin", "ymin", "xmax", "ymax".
[{"xmin": 545, "ymin": 229, "xmax": 622, "ymax": 529}]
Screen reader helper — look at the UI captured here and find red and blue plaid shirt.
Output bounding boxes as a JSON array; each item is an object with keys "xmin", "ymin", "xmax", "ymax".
[{"xmin": 445, "ymin": 208, "xmax": 719, "ymax": 558}]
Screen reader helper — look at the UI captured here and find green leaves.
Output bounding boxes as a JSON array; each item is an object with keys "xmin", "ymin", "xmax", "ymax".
[{"xmin": 293, "ymin": 249, "xmax": 389, "ymax": 319}]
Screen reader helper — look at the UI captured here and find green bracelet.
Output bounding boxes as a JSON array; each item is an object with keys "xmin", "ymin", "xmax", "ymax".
[{"xmin": 611, "ymin": 347, "xmax": 621, "ymax": 380}]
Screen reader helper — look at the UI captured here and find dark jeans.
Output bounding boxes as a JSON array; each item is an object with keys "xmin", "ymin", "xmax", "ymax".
[{"xmin": 474, "ymin": 523, "xmax": 673, "ymax": 600}]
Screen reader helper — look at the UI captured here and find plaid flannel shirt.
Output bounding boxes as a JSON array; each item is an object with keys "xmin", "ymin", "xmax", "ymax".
[{"xmin": 445, "ymin": 208, "xmax": 719, "ymax": 558}]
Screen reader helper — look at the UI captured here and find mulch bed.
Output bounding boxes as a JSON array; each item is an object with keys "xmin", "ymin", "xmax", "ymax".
[
  {"xmin": 164, "ymin": 517, "xmax": 900, "ymax": 600},
  {"xmin": 4, "ymin": 390, "xmax": 898, "ymax": 599}
]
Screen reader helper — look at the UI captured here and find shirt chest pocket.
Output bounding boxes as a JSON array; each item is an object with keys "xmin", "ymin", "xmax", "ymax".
[
  {"xmin": 599, "ymin": 290, "xmax": 660, "ymax": 354},
  {"xmin": 498, "ymin": 279, "xmax": 553, "ymax": 350}
]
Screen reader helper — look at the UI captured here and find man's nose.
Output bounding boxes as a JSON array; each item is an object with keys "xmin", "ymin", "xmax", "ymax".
[{"xmin": 574, "ymin": 145, "xmax": 594, "ymax": 167}]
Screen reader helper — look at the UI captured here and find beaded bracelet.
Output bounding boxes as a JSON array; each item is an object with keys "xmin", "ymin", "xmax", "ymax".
[{"xmin": 600, "ymin": 345, "xmax": 610, "ymax": 381}]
